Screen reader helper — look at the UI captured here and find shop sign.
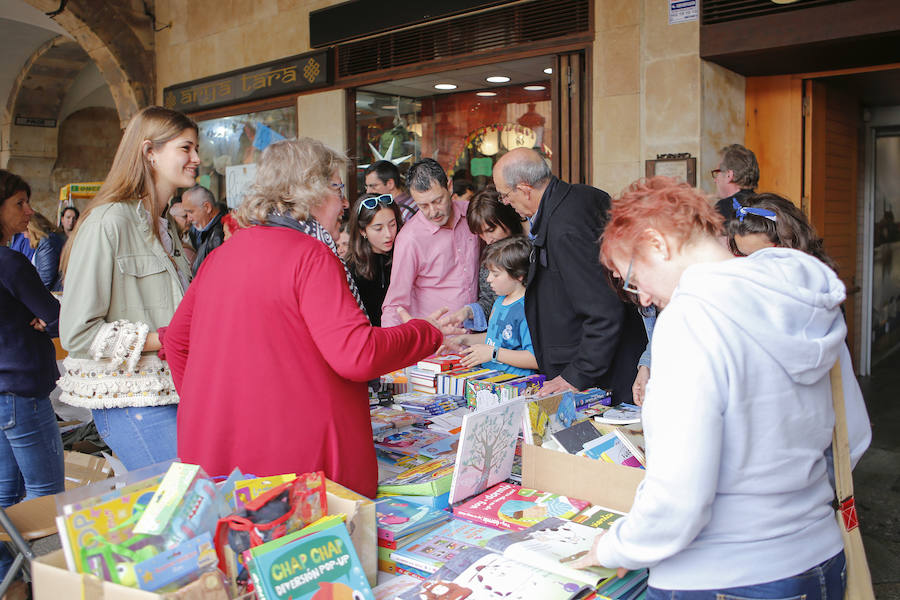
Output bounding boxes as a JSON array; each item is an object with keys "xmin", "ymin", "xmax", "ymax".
[
  {"xmin": 669, "ymin": 0, "xmax": 698, "ymax": 24},
  {"xmin": 163, "ymin": 50, "xmax": 332, "ymax": 113},
  {"xmin": 15, "ymin": 116, "xmax": 57, "ymax": 127}
]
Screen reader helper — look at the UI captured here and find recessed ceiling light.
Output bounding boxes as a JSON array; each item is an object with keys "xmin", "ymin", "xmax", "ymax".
[
  {"xmin": 543, "ymin": 67, "xmax": 553, "ymax": 75},
  {"xmin": 524, "ymin": 85, "xmax": 546, "ymax": 91},
  {"xmin": 434, "ymin": 83, "xmax": 457, "ymax": 90},
  {"xmin": 476, "ymin": 91, "xmax": 497, "ymax": 97},
  {"xmin": 486, "ymin": 76, "xmax": 510, "ymax": 83}
]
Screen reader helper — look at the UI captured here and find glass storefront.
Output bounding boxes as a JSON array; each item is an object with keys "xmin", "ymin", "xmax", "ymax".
[
  {"xmin": 196, "ymin": 105, "xmax": 297, "ymax": 206},
  {"xmin": 354, "ymin": 58, "xmax": 552, "ymax": 192}
]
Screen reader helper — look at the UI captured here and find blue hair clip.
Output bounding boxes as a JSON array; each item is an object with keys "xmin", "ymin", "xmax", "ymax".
[{"xmin": 733, "ymin": 198, "xmax": 777, "ymax": 224}]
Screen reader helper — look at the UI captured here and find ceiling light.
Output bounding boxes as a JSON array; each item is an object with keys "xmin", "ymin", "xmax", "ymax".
[
  {"xmin": 381, "ymin": 104, "xmax": 397, "ymax": 109},
  {"xmin": 476, "ymin": 91, "xmax": 497, "ymax": 97},
  {"xmin": 544, "ymin": 67, "xmax": 553, "ymax": 75},
  {"xmin": 524, "ymin": 85, "xmax": 546, "ymax": 91},
  {"xmin": 486, "ymin": 76, "xmax": 510, "ymax": 83},
  {"xmin": 434, "ymin": 83, "xmax": 457, "ymax": 90}
]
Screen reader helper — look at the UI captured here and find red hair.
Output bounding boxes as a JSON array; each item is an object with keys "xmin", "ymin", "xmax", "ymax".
[{"xmin": 600, "ymin": 177, "xmax": 723, "ymax": 270}]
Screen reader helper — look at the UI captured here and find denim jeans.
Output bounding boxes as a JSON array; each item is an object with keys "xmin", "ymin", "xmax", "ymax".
[
  {"xmin": 92, "ymin": 405, "xmax": 178, "ymax": 471},
  {"xmin": 647, "ymin": 551, "xmax": 846, "ymax": 600},
  {"xmin": 0, "ymin": 393, "xmax": 66, "ymax": 579}
]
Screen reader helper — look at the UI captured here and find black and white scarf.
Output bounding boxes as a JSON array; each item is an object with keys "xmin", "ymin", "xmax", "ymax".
[{"xmin": 266, "ymin": 212, "xmax": 369, "ymax": 320}]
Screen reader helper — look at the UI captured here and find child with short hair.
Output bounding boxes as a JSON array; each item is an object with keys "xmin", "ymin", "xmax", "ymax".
[{"xmin": 447, "ymin": 236, "xmax": 538, "ymax": 376}]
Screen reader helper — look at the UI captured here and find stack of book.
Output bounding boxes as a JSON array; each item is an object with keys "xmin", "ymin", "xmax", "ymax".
[
  {"xmin": 465, "ymin": 373, "xmax": 546, "ymax": 409},
  {"xmin": 391, "ymin": 393, "xmax": 467, "ymax": 416},
  {"xmin": 375, "ymin": 498, "xmax": 451, "ymax": 577},
  {"xmin": 416, "ymin": 355, "xmax": 463, "ymax": 373},
  {"xmin": 389, "ymin": 516, "xmax": 504, "ymax": 578},
  {"xmin": 370, "ymin": 406, "xmax": 423, "ymax": 437}
]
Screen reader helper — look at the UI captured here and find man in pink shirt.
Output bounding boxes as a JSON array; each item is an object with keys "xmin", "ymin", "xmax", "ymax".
[{"xmin": 381, "ymin": 159, "xmax": 480, "ymax": 327}]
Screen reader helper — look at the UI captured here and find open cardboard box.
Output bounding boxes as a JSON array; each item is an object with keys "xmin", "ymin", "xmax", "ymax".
[
  {"xmin": 33, "ymin": 477, "xmax": 376, "ymax": 600},
  {"xmin": 521, "ymin": 443, "xmax": 644, "ymax": 513}
]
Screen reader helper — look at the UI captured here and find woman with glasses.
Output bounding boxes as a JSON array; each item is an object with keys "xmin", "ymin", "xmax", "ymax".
[
  {"xmin": 346, "ymin": 193, "xmax": 404, "ymax": 326},
  {"xmin": 165, "ymin": 139, "xmax": 450, "ymax": 497},
  {"xmin": 572, "ymin": 176, "xmax": 870, "ymax": 600}
]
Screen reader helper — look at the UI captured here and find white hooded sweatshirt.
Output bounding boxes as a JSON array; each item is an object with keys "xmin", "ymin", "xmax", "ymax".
[{"xmin": 593, "ymin": 247, "xmax": 871, "ymax": 590}]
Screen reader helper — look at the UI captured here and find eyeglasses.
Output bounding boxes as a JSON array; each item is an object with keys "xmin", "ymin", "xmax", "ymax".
[
  {"xmin": 710, "ymin": 169, "xmax": 722, "ymax": 180},
  {"xmin": 356, "ymin": 193, "xmax": 393, "ymax": 215},
  {"xmin": 622, "ymin": 258, "xmax": 641, "ymax": 296},
  {"xmin": 330, "ymin": 182, "xmax": 346, "ymax": 196},
  {"xmin": 498, "ymin": 187, "xmax": 515, "ymax": 203}
]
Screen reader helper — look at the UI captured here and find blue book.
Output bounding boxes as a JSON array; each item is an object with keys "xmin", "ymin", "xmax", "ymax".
[
  {"xmin": 377, "ymin": 492, "xmax": 451, "ymax": 511},
  {"xmin": 248, "ymin": 523, "xmax": 373, "ymax": 600}
]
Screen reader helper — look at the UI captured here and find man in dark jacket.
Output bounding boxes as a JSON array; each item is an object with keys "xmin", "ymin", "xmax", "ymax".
[
  {"xmin": 183, "ymin": 185, "xmax": 225, "ymax": 275},
  {"xmin": 493, "ymin": 148, "xmax": 646, "ymax": 403},
  {"xmin": 713, "ymin": 143, "xmax": 759, "ymax": 223}
]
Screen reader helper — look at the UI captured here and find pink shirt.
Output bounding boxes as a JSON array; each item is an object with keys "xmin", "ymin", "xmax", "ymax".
[{"xmin": 381, "ymin": 199, "xmax": 480, "ymax": 327}]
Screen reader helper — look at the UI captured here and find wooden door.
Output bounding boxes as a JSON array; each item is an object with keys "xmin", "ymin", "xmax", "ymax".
[
  {"xmin": 552, "ymin": 51, "xmax": 588, "ymax": 184},
  {"xmin": 804, "ymin": 80, "xmax": 860, "ymax": 356}
]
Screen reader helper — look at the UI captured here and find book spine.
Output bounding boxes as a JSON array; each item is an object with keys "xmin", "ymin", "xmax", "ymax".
[
  {"xmin": 377, "ymin": 538, "xmax": 398, "ymax": 550},
  {"xmin": 390, "ymin": 551, "xmax": 441, "ymax": 574},
  {"xmin": 396, "ymin": 565, "xmax": 428, "ymax": 580},
  {"xmin": 248, "ymin": 562, "xmax": 269, "ymax": 600}
]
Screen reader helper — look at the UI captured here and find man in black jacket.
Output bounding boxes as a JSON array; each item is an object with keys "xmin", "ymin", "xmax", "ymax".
[
  {"xmin": 712, "ymin": 143, "xmax": 759, "ymax": 223},
  {"xmin": 493, "ymin": 148, "xmax": 646, "ymax": 403},
  {"xmin": 183, "ymin": 185, "xmax": 225, "ymax": 275}
]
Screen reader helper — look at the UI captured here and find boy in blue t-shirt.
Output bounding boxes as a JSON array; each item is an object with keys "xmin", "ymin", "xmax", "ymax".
[{"xmin": 446, "ymin": 236, "xmax": 537, "ymax": 376}]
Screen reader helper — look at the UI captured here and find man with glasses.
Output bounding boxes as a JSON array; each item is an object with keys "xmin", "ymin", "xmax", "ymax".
[
  {"xmin": 712, "ymin": 144, "xmax": 759, "ymax": 223},
  {"xmin": 364, "ymin": 160, "xmax": 418, "ymax": 222},
  {"xmin": 493, "ymin": 148, "xmax": 646, "ymax": 403},
  {"xmin": 381, "ymin": 158, "xmax": 480, "ymax": 327}
]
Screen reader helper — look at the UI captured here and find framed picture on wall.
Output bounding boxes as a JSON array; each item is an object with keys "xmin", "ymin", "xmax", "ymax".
[{"xmin": 645, "ymin": 154, "xmax": 697, "ymax": 186}]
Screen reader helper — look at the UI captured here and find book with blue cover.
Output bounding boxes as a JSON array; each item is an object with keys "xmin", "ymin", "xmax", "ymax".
[
  {"xmin": 248, "ymin": 522, "xmax": 373, "ymax": 600},
  {"xmin": 375, "ymin": 498, "xmax": 450, "ymax": 542},
  {"xmin": 390, "ymin": 517, "xmax": 505, "ymax": 574}
]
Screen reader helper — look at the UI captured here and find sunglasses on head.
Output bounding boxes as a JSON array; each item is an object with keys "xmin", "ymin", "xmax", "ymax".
[{"xmin": 356, "ymin": 194, "xmax": 394, "ymax": 215}]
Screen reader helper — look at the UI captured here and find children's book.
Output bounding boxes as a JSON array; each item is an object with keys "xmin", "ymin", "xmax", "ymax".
[
  {"xmin": 569, "ymin": 504, "xmax": 625, "ymax": 529},
  {"xmin": 375, "ymin": 492, "xmax": 451, "ymax": 512},
  {"xmin": 580, "ymin": 433, "xmax": 644, "ymax": 469},
  {"xmin": 465, "ymin": 373, "xmax": 521, "ymax": 409},
  {"xmin": 550, "ymin": 419, "xmax": 604, "ymax": 455},
  {"xmin": 452, "ymin": 482, "xmax": 591, "ymax": 532},
  {"xmin": 417, "ymin": 355, "xmax": 463, "ymax": 373},
  {"xmin": 390, "ymin": 517, "xmax": 505, "ymax": 574},
  {"xmin": 377, "ymin": 456, "xmax": 456, "ymax": 497},
  {"xmin": 374, "ymin": 428, "xmax": 456, "ymax": 458},
  {"xmin": 447, "ymin": 399, "xmax": 522, "ymax": 505},
  {"xmin": 375, "ymin": 498, "xmax": 450, "ymax": 543},
  {"xmin": 377, "ymin": 520, "xmax": 446, "ymax": 550},
  {"xmin": 484, "ymin": 517, "xmax": 616, "ymax": 587},
  {"xmin": 372, "ymin": 573, "xmax": 421, "ymax": 600},
  {"xmin": 248, "ymin": 522, "xmax": 374, "ymax": 600},
  {"xmin": 593, "ymin": 403, "xmax": 642, "ymax": 425},
  {"xmin": 233, "ymin": 474, "xmax": 297, "ymax": 510},
  {"xmin": 397, "ymin": 547, "xmax": 593, "ymax": 600},
  {"xmin": 371, "ymin": 407, "xmax": 423, "ymax": 436},
  {"xmin": 425, "ymin": 407, "xmax": 469, "ymax": 435}
]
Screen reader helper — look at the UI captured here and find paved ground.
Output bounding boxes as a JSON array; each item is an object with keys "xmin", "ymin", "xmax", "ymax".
[{"xmin": 858, "ymin": 355, "xmax": 900, "ymax": 600}]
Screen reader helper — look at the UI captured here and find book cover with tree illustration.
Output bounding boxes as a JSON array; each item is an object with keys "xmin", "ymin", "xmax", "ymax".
[{"xmin": 448, "ymin": 400, "xmax": 522, "ymax": 505}]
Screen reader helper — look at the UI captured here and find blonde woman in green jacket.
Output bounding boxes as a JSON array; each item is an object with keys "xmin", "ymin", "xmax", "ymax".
[{"xmin": 59, "ymin": 106, "xmax": 197, "ymax": 470}]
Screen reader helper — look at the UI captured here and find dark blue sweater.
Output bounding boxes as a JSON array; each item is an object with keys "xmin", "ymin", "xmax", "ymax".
[{"xmin": 0, "ymin": 246, "xmax": 60, "ymax": 397}]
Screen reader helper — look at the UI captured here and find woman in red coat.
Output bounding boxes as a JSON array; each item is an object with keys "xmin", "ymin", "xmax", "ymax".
[{"xmin": 165, "ymin": 138, "xmax": 443, "ymax": 497}]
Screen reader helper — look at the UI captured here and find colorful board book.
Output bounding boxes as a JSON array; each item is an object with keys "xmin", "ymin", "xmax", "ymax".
[
  {"xmin": 248, "ymin": 522, "xmax": 374, "ymax": 600},
  {"xmin": 390, "ymin": 517, "xmax": 505, "ymax": 574},
  {"xmin": 232, "ymin": 473, "xmax": 297, "ymax": 510},
  {"xmin": 375, "ymin": 498, "xmax": 450, "ymax": 542},
  {"xmin": 377, "ymin": 456, "xmax": 456, "ymax": 497},
  {"xmin": 464, "ymin": 373, "xmax": 520, "ymax": 408},
  {"xmin": 447, "ymin": 399, "xmax": 522, "ymax": 505},
  {"xmin": 452, "ymin": 482, "xmax": 591, "ymax": 531},
  {"xmin": 580, "ymin": 432, "xmax": 644, "ymax": 469}
]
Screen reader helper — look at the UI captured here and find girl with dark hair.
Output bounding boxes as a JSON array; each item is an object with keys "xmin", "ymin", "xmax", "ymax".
[
  {"xmin": 727, "ymin": 192, "xmax": 838, "ymax": 272},
  {"xmin": 0, "ymin": 170, "xmax": 65, "ymax": 578},
  {"xmin": 347, "ymin": 193, "xmax": 404, "ymax": 326},
  {"xmin": 444, "ymin": 188, "xmax": 525, "ymax": 330}
]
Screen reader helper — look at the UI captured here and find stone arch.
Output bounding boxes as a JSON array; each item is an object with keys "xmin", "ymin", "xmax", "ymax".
[{"xmin": 21, "ymin": 0, "xmax": 156, "ymax": 126}]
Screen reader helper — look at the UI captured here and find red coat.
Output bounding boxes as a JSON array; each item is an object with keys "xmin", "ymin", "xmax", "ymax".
[{"xmin": 166, "ymin": 226, "xmax": 441, "ymax": 497}]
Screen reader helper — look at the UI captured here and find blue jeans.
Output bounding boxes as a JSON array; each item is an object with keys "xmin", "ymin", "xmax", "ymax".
[
  {"xmin": 92, "ymin": 405, "xmax": 178, "ymax": 471},
  {"xmin": 0, "ymin": 393, "xmax": 65, "ymax": 578},
  {"xmin": 647, "ymin": 551, "xmax": 846, "ymax": 600}
]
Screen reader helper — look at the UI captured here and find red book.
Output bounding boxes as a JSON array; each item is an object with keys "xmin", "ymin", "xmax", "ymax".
[
  {"xmin": 417, "ymin": 355, "xmax": 463, "ymax": 373},
  {"xmin": 452, "ymin": 482, "xmax": 591, "ymax": 532}
]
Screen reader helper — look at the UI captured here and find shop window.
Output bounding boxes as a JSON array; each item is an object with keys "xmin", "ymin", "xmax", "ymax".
[
  {"xmin": 196, "ymin": 106, "xmax": 297, "ymax": 207},
  {"xmin": 355, "ymin": 84, "xmax": 551, "ymax": 194}
]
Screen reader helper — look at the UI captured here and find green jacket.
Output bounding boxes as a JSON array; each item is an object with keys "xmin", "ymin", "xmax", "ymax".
[{"xmin": 60, "ymin": 201, "xmax": 191, "ymax": 359}]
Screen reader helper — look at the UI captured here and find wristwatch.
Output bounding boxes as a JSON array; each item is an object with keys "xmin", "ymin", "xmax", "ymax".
[{"xmin": 491, "ymin": 346, "xmax": 500, "ymax": 361}]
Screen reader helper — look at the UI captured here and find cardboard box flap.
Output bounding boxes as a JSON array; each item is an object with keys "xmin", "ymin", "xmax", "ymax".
[
  {"xmin": 63, "ymin": 451, "xmax": 112, "ymax": 490},
  {"xmin": 522, "ymin": 444, "xmax": 644, "ymax": 514},
  {"xmin": 34, "ymin": 550, "xmax": 161, "ymax": 599}
]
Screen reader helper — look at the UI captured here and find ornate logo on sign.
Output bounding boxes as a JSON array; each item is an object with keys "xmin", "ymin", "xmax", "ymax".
[
  {"xmin": 164, "ymin": 91, "xmax": 177, "ymax": 110},
  {"xmin": 303, "ymin": 58, "xmax": 320, "ymax": 83}
]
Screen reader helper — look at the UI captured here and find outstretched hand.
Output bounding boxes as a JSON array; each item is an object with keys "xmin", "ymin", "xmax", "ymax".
[
  {"xmin": 397, "ymin": 307, "xmax": 467, "ymax": 337},
  {"xmin": 438, "ymin": 305, "xmax": 473, "ymax": 329},
  {"xmin": 538, "ymin": 374, "xmax": 577, "ymax": 397},
  {"xmin": 567, "ymin": 530, "xmax": 628, "ymax": 578}
]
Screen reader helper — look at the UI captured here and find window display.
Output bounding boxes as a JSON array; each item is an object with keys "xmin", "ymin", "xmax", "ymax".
[{"xmin": 196, "ymin": 106, "xmax": 297, "ymax": 206}]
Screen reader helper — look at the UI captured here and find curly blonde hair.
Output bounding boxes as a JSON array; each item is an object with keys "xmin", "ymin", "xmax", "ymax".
[{"xmin": 237, "ymin": 138, "xmax": 348, "ymax": 226}]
